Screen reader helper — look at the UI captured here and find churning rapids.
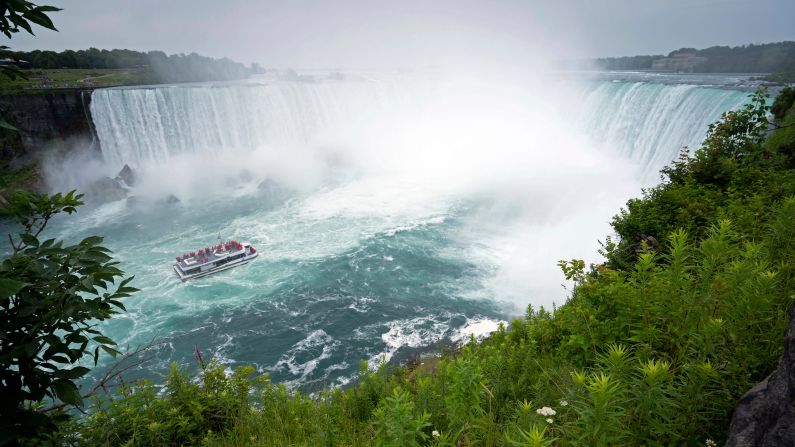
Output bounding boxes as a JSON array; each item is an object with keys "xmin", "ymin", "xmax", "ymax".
[{"xmin": 10, "ymin": 71, "xmax": 754, "ymax": 389}]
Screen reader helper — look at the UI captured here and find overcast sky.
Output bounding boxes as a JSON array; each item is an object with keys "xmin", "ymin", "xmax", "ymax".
[{"xmin": 8, "ymin": 0, "xmax": 795, "ymax": 69}]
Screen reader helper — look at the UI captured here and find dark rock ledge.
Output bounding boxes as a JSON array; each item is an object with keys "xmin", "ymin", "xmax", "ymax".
[{"xmin": 726, "ymin": 305, "xmax": 795, "ymax": 446}]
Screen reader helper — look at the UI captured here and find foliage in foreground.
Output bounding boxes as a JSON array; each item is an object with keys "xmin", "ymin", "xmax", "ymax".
[
  {"xmin": 0, "ymin": 191, "xmax": 135, "ymax": 445},
  {"xmin": 45, "ymin": 88, "xmax": 795, "ymax": 446}
]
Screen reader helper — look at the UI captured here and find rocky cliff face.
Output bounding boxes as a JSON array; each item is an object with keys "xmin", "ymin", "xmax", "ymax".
[
  {"xmin": 0, "ymin": 90, "xmax": 98, "ymax": 164},
  {"xmin": 726, "ymin": 305, "xmax": 795, "ymax": 446}
]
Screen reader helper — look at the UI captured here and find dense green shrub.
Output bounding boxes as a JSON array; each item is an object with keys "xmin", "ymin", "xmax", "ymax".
[
  {"xmin": 0, "ymin": 191, "xmax": 134, "ymax": 445},
  {"xmin": 79, "ymin": 361, "xmax": 256, "ymax": 445}
]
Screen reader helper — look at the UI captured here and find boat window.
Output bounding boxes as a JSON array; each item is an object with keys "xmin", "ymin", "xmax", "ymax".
[{"xmin": 185, "ymin": 267, "xmax": 200, "ymax": 275}]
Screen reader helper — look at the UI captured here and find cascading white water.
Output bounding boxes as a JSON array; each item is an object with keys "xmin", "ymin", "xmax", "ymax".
[
  {"xmin": 90, "ymin": 76, "xmax": 425, "ymax": 170},
  {"xmin": 91, "ymin": 76, "xmax": 751, "ymax": 178},
  {"xmin": 576, "ymin": 81, "xmax": 750, "ymax": 178}
]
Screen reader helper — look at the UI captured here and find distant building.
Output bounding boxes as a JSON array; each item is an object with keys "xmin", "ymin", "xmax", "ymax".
[
  {"xmin": 0, "ymin": 58, "xmax": 29, "ymax": 68},
  {"xmin": 0, "ymin": 58, "xmax": 30, "ymax": 68},
  {"xmin": 651, "ymin": 53, "xmax": 708, "ymax": 72}
]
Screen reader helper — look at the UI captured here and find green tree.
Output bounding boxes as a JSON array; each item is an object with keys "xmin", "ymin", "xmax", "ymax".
[
  {"xmin": 0, "ymin": 1, "xmax": 60, "ymax": 132},
  {"xmin": 0, "ymin": 191, "xmax": 136, "ymax": 445},
  {"xmin": 0, "ymin": 1, "xmax": 60, "ymax": 79}
]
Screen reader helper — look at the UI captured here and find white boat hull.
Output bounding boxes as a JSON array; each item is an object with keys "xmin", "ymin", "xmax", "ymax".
[{"xmin": 174, "ymin": 252, "xmax": 258, "ymax": 281}]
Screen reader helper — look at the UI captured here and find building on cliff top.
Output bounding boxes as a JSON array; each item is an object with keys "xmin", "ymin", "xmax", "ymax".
[{"xmin": 651, "ymin": 53, "xmax": 708, "ymax": 72}]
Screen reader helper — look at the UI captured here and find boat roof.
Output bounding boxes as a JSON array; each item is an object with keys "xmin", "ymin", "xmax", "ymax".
[{"xmin": 176, "ymin": 242, "xmax": 250, "ymax": 269}]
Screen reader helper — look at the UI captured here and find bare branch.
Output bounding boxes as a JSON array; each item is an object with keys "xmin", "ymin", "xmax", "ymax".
[
  {"xmin": 43, "ymin": 338, "xmax": 164, "ymax": 413},
  {"xmin": 8, "ymin": 232, "xmax": 17, "ymax": 255}
]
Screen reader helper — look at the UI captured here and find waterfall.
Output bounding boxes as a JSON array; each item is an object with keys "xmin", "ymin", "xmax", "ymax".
[
  {"xmin": 90, "ymin": 76, "xmax": 421, "ymax": 170},
  {"xmin": 90, "ymin": 76, "xmax": 751, "ymax": 177},
  {"xmin": 576, "ymin": 81, "xmax": 750, "ymax": 178}
]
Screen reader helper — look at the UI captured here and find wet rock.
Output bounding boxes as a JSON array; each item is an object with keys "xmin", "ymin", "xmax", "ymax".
[
  {"xmin": 84, "ymin": 176, "xmax": 128, "ymax": 204},
  {"xmin": 726, "ymin": 305, "xmax": 795, "ymax": 446},
  {"xmin": 257, "ymin": 178, "xmax": 292, "ymax": 203},
  {"xmin": 115, "ymin": 164, "xmax": 137, "ymax": 187},
  {"xmin": 125, "ymin": 195, "xmax": 142, "ymax": 208},
  {"xmin": 160, "ymin": 194, "xmax": 181, "ymax": 205},
  {"xmin": 257, "ymin": 178, "xmax": 280, "ymax": 191},
  {"xmin": 238, "ymin": 169, "xmax": 253, "ymax": 183},
  {"xmin": 225, "ymin": 169, "xmax": 254, "ymax": 187}
]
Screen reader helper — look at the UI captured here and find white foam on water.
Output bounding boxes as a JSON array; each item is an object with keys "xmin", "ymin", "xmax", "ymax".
[
  {"xmin": 452, "ymin": 318, "xmax": 508, "ymax": 344},
  {"xmin": 271, "ymin": 329, "xmax": 339, "ymax": 386},
  {"xmin": 354, "ymin": 316, "xmax": 449, "ymax": 368}
]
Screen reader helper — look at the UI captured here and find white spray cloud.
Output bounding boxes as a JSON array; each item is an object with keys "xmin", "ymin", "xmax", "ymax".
[{"xmin": 73, "ymin": 68, "xmax": 641, "ymax": 311}]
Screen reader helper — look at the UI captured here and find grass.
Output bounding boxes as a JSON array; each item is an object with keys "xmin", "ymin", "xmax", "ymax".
[{"xmin": 0, "ymin": 68, "xmax": 154, "ymax": 94}]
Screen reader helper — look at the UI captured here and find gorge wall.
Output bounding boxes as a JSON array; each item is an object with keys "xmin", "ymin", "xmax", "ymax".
[
  {"xmin": 726, "ymin": 305, "xmax": 795, "ymax": 446},
  {"xmin": 0, "ymin": 90, "xmax": 97, "ymax": 165}
]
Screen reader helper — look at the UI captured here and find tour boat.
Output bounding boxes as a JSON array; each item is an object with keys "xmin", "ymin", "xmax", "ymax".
[{"xmin": 173, "ymin": 240, "xmax": 258, "ymax": 281}]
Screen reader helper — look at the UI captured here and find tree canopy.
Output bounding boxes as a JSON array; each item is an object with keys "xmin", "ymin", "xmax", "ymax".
[
  {"xmin": 0, "ymin": 191, "xmax": 137, "ymax": 444},
  {"xmin": 0, "ymin": 48, "xmax": 265, "ymax": 83},
  {"xmin": 594, "ymin": 41, "xmax": 795, "ymax": 77}
]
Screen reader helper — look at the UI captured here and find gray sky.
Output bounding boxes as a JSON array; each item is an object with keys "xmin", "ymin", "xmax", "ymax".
[{"xmin": 8, "ymin": 0, "xmax": 795, "ymax": 68}]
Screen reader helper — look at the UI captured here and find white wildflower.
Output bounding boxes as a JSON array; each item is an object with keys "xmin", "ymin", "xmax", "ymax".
[
  {"xmin": 546, "ymin": 418, "xmax": 554, "ymax": 424},
  {"xmin": 432, "ymin": 430, "xmax": 440, "ymax": 437},
  {"xmin": 705, "ymin": 440, "xmax": 716, "ymax": 447},
  {"xmin": 536, "ymin": 406, "xmax": 556, "ymax": 416},
  {"xmin": 559, "ymin": 400, "xmax": 568, "ymax": 407}
]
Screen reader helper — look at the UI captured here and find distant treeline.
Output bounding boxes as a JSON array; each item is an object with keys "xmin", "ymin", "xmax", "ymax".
[
  {"xmin": 594, "ymin": 41, "xmax": 795, "ymax": 77},
  {"xmin": 0, "ymin": 48, "xmax": 265, "ymax": 83}
]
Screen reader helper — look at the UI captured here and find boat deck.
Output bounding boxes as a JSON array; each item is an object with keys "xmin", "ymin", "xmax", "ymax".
[{"xmin": 177, "ymin": 242, "xmax": 246, "ymax": 269}]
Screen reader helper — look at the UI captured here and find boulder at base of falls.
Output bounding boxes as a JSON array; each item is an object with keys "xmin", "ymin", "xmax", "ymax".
[
  {"xmin": 158, "ymin": 194, "xmax": 181, "ymax": 205},
  {"xmin": 84, "ymin": 177, "xmax": 128, "ymax": 204},
  {"xmin": 115, "ymin": 164, "xmax": 137, "ymax": 187},
  {"xmin": 726, "ymin": 305, "xmax": 795, "ymax": 446},
  {"xmin": 257, "ymin": 179, "xmax": 291, "ymax": 204},
  {"xmin": 126, "ymin": 194, "xmax": 181, "ymax": 209}
]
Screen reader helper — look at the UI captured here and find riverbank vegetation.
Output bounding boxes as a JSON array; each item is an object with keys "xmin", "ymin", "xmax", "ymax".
[
  {"xmin": 0, "ymin": 48, "xmax": 265, "ymax": 94},
  {"xmin": 594, "ymin": 41, "xmax": 795, "ymax": 82},
  {"xmin": 0, "ymin": 68, "xmax": 151, "ymax": 94},
  {"xmin": 2, "ymin": 86, "xmax": 793, "ymax": 446}
]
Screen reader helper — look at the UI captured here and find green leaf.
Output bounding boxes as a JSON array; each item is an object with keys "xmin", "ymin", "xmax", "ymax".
[
  {"xmin": 0, "ymin": 278, "xmax": 26, "ymax": 299},
  {"xmin": 16, "ymin": 303, "xmax": 36, "ymax": 317},
  {"xmin": 52, "ymin": 379, "xmax": 82, "ymax": 406},
  {"xmin": 33, "ymin": 6, "xmax": 63, "ymax": 13},
  {"xmin": 100, "ymin": 345, "xmax": 120, "ymax": 358},
  {"xmin": 93, "ymin": 335, "xmax": 116, "ymax": 346},
  {"xmin": 80, "ymin": 235, "xmax": 104, "ymax": 246},
  {"xmin": 109, "ymin": 299, "xmax": 126, "ymax": 311},
  {"xmin": 58, "ymin": 366, "xmax": 90, "ymax": 380},
  {"xmin": 24, "ymin": 10, "xmax": 58, "ymax": 31},
  {"xmin": 49, "ymin": 354, "xmax": 70, "ymax": 364},
  {"xmin": 20, "ymin": 232, "xmax": 39, "ymax": 247},
  {"xmin": 11, "ymin": 15, "xmax": 34, "ymax": 34}
]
